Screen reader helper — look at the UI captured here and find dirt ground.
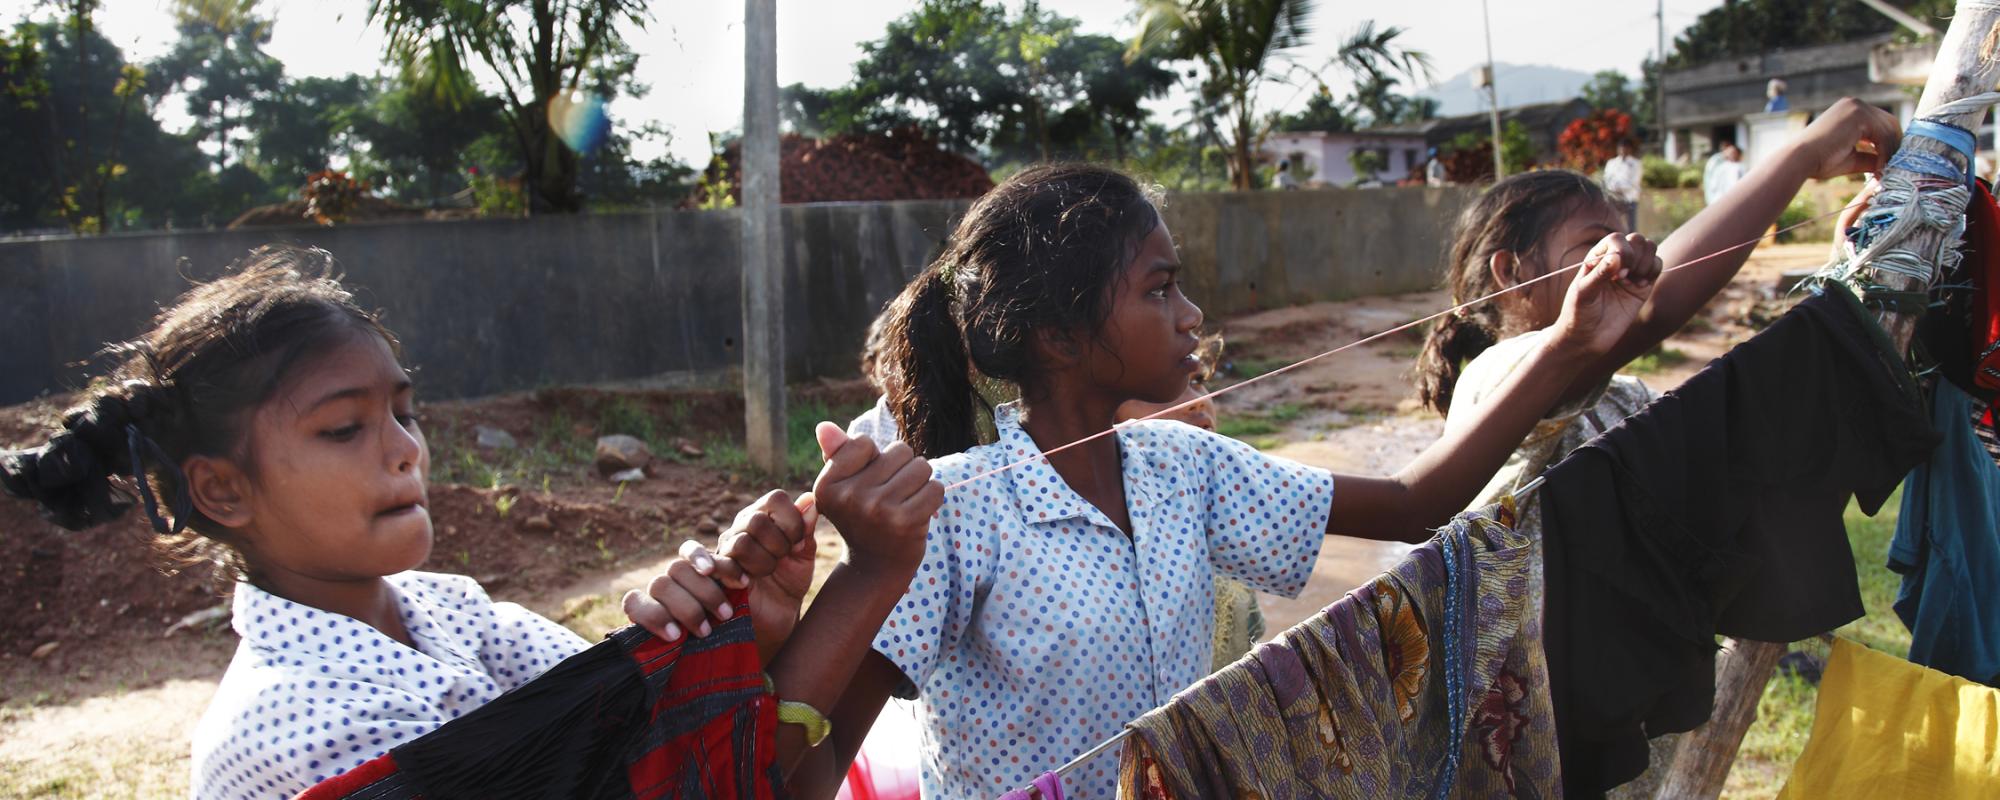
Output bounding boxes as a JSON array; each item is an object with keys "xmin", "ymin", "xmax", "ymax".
[{"xmin": 0, "ymin": 243, "xmax": 1833, "ymax": 798}]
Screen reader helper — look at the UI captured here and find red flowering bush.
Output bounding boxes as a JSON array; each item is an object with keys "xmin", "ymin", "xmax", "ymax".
[{"xmin": 1558, "ymin": 110, "xmax": 1634, "ymax": 172}]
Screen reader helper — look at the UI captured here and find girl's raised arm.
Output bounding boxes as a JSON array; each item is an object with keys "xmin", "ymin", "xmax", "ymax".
[
  {"xmin": 1590, "ymin": 99, "xmax": 1900, "ymax": 382},
  {"xmin": 1329, "ymin": 234, "xmax": 1659, "ymax": 542}
]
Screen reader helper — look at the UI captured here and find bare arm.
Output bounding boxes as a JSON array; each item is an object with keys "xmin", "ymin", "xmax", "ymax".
[
  {"xmin": 764, "ymin": 566, "xmax": 915, "ymax": 797},
  {"xmin": 1328, "ymin": 235, "xmax": 1659, "ymax": 542},
  {"xmin": 1592, "ymin": 99, "xmax": 1901, "ymax": 380},
  {"xmin": 1329, "ymin": 331, "xmax": 1594, "ymax": 542},
  {"xmin": 783, "ymin": 649, "xmax": 907, "ymax": 799}
]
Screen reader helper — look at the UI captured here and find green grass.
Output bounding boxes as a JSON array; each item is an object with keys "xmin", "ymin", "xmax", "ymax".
[
  {"xmin": 1626, "ymin": 346, "xmax": 1691, "ymax": 376},
  {"xmin": 1725, "ymin": 492, "xmax": 1912, "ymax": 798},
  {"xmin": 700, "ymin": 397, "xmax": 871, "ymax": 481},
  {"xmin": 1229, "ymin": 356, "xmax": 1290, "ymax": 379},
  {"xmin": 428, "ymin": 406, "xmax": 594, "ymax": 489},
  {"xmin": 1267, "ymin": 403, "xmax": 1307, "ymax": 423},
  {"xmin": 1216, "ymin": 417, "xmax": 1280, "ymax": 438}
]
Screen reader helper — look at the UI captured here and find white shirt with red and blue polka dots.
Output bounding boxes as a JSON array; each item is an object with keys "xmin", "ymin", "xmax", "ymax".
[
  {"xmin": 872, "ymin": 403, "xmax": 1335, "ymax": 800},
  {"xmin": 189, "ymin": 571, "xmax": 590, "ymax": 800}
]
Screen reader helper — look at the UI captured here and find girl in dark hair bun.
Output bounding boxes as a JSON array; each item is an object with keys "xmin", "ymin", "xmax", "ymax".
[{"xmin": 0, "ymin": 244, "xmax": 942, "ymax": 799}]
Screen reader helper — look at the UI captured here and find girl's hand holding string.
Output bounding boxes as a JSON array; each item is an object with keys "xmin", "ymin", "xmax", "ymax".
[
  {"xmin": 1549, "ymin": 232, "xmax": 1663, "ymax": 358},
  {"xmin": 623, "ymin": 490, "xmax": 818, "ymax": 662},
  {"xmin": 620, "ymin": 425, "xmax": 941, "ymax": 644},
  {"xmin": 810, "ymin": 422, "xmax": 943, "ymax": 582}
]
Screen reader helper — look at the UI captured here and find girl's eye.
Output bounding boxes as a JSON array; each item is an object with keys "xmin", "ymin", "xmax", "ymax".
[
  {"xmin": 321, "ymin": 423, "xmax": 363, "ymax": 441},
  {"xmin": 1149, "ymin": 282, "xmax": 1171, "ymax": 299},
  {"xmin": 396, "ymin": 413, "xmax": 422, "ymax": 429}
]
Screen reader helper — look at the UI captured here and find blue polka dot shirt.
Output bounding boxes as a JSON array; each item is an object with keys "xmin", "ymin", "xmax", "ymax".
[
  {"xmin": 871, "ymin": 403, "xmax": 1335, "ymax": 800},
  {"xmin": 188, "ymin": 571, "xmax": 590, "ymax": 800}
]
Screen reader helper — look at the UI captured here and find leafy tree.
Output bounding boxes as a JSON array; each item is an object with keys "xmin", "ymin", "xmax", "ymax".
[
  {"xmin": 1122, "ymin": 120, "xmax": 1232, "ymax": 191},
  {"xmin": 1076, "ymin": 33, "xmax": 1176, "ymax": 161},
  {"xmin": 838, "ymin": 0, "xmax": 1023, "ymax": 154},
  {"xmin": 0, "ymin": 17, "xmax": 207, "ymax": 232},
  {"xmin": 1580, "ymin": 69, "xmax": 1636, "ymax": 114},
  {"xmin": 576, "ymin": 122, "xmax": 696, "ymax": 209},
  {"xmin": 1347, "ymin": 147, "xmax": 1385, "ymax": 184},
  {"xmin": 1132, "ymin": 4, "xmax": 1429, "ymax": 189},
  {"xmin": 1326, "ymin": 21, "xmax": 1432, "ymax": 126},
  {"xmin": 1443, "ymin": 119, "xmax": 1535, "ymax": 182},
  {"xmin": 368, "ymin": 0, "xmax": 649, "ymax": 212},
  {"xmin": 1272, "ymin": 90, "xmax": 1353, "ymax": 132},
  {"xmin": 1130, "ymin": 0, "xmax": 1315, "ymax": 190},
  {"xmin": 151, "ymin": 0, "xmax": 283, "ymax": 171},
  {"xmin": 780, "ymin": 83, "xmax": 838, "ymax": 137},
  {"xmin": 1665, "ymin": 0, "xmax": 1950, "ymax": 68},
  {"xmin": 792, "ymin": 1, "xmax": 1173, "ymax": 163},
  {"xmin": 251, "ymin": 75, "xmax": 374, "ymax": 188},
  {"xmin": 352, "ymin": 79, "xmax": 506, "ymax": 204}
]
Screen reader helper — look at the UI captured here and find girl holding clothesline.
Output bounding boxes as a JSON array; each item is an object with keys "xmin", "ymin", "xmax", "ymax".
[
  {"xmin": 786, "ymin": 162, "xmax": 1661, "ymax": 799},
  {"xmin": 1404, "ymin": 97, "xmax": 1900, "ymax": 797},
  {"xmin": 0, "ymin": 246, "xmax": 944, "ymax": 800}
]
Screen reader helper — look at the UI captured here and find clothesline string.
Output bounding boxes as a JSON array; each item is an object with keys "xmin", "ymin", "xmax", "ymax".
[{"xmin": 946, "ymin": 202, "xmax": 1861, "ymax": 494}]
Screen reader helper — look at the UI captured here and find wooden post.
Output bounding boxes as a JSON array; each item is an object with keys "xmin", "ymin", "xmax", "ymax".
[
  {"xmin": 1653, "ymin": 639, "xmax": 1786, "ymax": 800},
  {"xmin": 1854, "ymin": 1, "xmax": 2000, "ymax": 349},
  {"xmin": 741, "ymin": 0, "xmax": 786, "ymax": 474},
  {"xmin": 1655, "ymin": 4, "xmax": 2000, "ymax": 797}
]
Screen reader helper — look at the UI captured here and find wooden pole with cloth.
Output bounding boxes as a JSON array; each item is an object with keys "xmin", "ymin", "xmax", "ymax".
[{"xmin": 1655, "ymin": 3, "xmax": 2000, "ymax": 796}]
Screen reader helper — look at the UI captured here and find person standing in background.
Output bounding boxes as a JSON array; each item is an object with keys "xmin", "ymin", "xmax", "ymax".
[
  {"xmin": 1705, "ymin": 142, "xmax": 1747, "ymax": 204},
  {"xmin": 1603, "ymin": 140, "xmax": 1644, "ymax": 233}
]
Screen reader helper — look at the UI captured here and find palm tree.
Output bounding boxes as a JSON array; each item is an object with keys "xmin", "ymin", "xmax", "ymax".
[
  {"xmin": 1327, "ymin": 21, "xmax": 1432, "ymax": 125},
  {"xmin": 366, "ymin": 0, "xmax": 646, "ymax": 213},
  {"xmin": 1131, "ymin": 0, "xmax": 1313, "ymax": 190},
  {"xmin": 1130, "ymin": 2, "xmax": 1429, "ymax": 189}
]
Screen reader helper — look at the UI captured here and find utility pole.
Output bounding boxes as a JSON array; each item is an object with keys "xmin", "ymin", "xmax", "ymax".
[
  {"xmin": 742, "ymin": 0, "xmax": 786, "ymax": 475},
  {"xmin": 1481, "ymin": 0, "xmax": 1505, "ymax": 179},
  {"xmin": 1657, "ymin": 0, "xmax": 1669, "ymax": 154}
]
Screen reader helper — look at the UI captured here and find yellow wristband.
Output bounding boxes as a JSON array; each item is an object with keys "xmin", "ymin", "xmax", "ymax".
[{"xmin": 765, "ymin": 674, "xmax": 832, "ymax": 747}]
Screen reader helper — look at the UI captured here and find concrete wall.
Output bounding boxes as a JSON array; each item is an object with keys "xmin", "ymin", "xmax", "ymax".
[{"xmin": 0, "ymin": 185, "xmax": 1478, "ymax": 404}]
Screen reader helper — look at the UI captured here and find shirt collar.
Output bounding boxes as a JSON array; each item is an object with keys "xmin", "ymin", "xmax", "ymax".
[
  {"xmin": 229, "ymin": 575, "xmax": 481, "ymax": 674},
  {"xmin": 988, "ymin": 402, "xmax": 1165, "ymax": 530}
]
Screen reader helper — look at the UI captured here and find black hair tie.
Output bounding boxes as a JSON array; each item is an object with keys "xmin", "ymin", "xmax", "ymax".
[{"xmin": 126, "ymin": 423, "xmax": 192, "ymax": 534}]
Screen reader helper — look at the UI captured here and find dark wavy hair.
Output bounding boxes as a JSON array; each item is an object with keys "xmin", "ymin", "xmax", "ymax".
[
  {"xmin": 1414, "ymin": 170, "xmax": 1617, "ymax": 415},
  {"xmin": 878, "ymin": 163, "xmax": 1163, "ymax": 459},
  {"xmin": 0, "ymin": 245, "xmax": 399, "ymax": 580}
]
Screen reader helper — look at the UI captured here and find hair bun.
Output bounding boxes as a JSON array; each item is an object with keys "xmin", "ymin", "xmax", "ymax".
[{"xmin": 0, "ymin": 431, "xmax": 133, "ymax": 530}]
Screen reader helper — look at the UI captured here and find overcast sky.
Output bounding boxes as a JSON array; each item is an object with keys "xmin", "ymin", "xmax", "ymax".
[{"xmin": 6, "ymin": 0, "xmax": 1727, "ymax": 165}]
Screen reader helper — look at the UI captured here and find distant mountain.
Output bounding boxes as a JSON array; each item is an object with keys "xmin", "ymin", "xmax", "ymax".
[{"xmin": 1421, "ymin": 63, "xmax": 1596, "ymax": 116}]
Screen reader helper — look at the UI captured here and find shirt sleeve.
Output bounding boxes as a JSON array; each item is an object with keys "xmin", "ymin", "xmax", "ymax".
[
  {"xmin": 189, "ymin": 674, "xmax": 445, "ymax": 800},
  {"xmin": 870, "ymin": 460, "xmax": 991, "ymax": 696},
  {"xmin": 1162, "ymin": 423, "xmax": 1335, "ymax": 600}
]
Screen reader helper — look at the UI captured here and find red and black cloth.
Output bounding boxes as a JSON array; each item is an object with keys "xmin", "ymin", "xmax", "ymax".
[
  {"xmin": 296, "ymin": 588, "xmax": 784, "ymax": 800},
  {"xmin": 1919, "ymin": 179, "xmax": 2000, "ymax": 462}
]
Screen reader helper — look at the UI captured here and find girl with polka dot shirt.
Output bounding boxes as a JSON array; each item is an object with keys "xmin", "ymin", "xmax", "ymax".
[
  {"xmin": 0, "ymin": 246, "xmax": 942, "ymax": 800},
  {"xmin": 809, "ymin": 164, "xmax": 1663, "ymax": 799}
]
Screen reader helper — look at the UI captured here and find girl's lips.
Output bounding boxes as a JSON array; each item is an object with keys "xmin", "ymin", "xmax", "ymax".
[{"xmin": 377, "ymin": 501, "xmax": 426, "ymax": 519}]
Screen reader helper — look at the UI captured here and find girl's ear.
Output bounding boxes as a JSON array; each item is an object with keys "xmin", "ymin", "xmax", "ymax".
[
  {"xmin": 1488, "ymin": 250, "xmax": 1520, "ymax": 289},
  {"xmin": 1032, "ymin": 326, "xmax": 1085, "ymax": 369},
  {"xmin": 184, "ymin": 454, "xmax": 254, "ymax": 530}
]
